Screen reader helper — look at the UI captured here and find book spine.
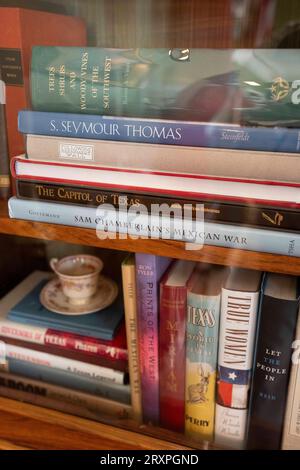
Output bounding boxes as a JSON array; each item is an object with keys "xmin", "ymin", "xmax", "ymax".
[
  {"xmin": 282, "ymin": 314, "xmax": 300, "ymax": 450},
  {"xmin": 45, "ymin": 329, "xmax": 128, "ymax": 362},
  {"xmin": 19, "ymin": 110, "xmax": 300, "ymax": 153},
  {"xmin": 214, "ymin": 287, "xmax": 260, "ymax": 449},
  {"xmin": 159, "ymin": 283, "xmax": 187, "ymax": 433},
  {"xmin": 214, "ymin": 405, "xmax": 248, "ymax": 449},
  {"xmin": 185, "ymin": 290, "xmax": 221, "ymax": 441},
  {"xmin": 16, "ymin": 179, "xmax": 300, "ymax": 233},
  {"xmin": 0, "ymin": 335, "xmax": 127, "ymax": 373},
  {"xmin": 0, "ymin": 80, "xmax": 10, "ymax": 198},
  {"xmin": 247, "ymin": 293, "xmax": 299, "ymax": 449},
  {"xmin": 5, "ymin": 343, "xmax": 125, "ymax": 385},
  {"xmin": 0, "ymin": 320, "xmax": 127, "ymax": 362},
  {"xmin": 30, "ymin": 47, "xmax": 300, "ymax": 126},
  {"xmin": 8, "ymin": 197, "xmax": 300, "ymax": 257},
  {"xmin": 0, "ymin": 319, "xmax": 47, "ymax": 344},
  {"xmin": 24, "ymin": 134, "xmax": 300, "ymax": 186},
  {"xmin": 121, "ymin": 256, "xmax": 142, "ymax": 422},
  {"xmin": 135, "ymin": 254, "xmax": 159, "ymax": 425},
  {"xmin": 12, "ymin": 156, "xmax": 300, "ymax": 205},
  {"xmin": 0, "ymin": 372, "xmax": 132, "ymax": 420},
  {"xmin": 6, "ymin": 357, "xmax": 131, "ymax": 404}
]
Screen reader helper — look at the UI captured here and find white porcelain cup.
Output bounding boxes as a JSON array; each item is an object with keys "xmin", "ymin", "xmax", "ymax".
[{"xmin": 50, "ymin": 254, "xmax": 103, "ymax": 305}]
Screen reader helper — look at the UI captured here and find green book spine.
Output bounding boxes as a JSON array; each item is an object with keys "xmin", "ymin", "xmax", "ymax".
[{"xmin": 30, "ymin": 47, "xmax": 300, "ymax": 125}]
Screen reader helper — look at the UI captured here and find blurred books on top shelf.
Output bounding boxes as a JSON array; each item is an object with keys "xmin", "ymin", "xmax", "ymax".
[{"xmin": 0, "ymin": 6, "xmax": 87, "ymax": 197}]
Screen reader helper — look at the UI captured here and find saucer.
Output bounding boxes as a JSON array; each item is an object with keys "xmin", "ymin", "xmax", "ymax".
[{"xmin": 40, "ymin": 275, "xmax": 118, "ymax": 315}]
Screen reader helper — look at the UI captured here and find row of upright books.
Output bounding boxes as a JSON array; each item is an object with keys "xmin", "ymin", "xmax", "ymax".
[
  {"xmin": 1, "ymin": 255, "xmax": 299, "ymax": 451},
  {"xmin": 131, "ymin": 256, "xmax": 300, "ymax": 451}
]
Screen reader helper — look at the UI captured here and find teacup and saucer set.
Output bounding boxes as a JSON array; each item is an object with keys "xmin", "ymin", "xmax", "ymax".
[{"xmin": 40, "ymin": 254, "xmax": 118, "ymax": 315}]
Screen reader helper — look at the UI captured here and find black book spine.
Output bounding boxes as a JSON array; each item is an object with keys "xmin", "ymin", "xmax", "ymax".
[
  {"xmin": 247, "ymin": 287, "xmax": 299, "ymax": 449},
  {"xmin": 16, "ymin": 179, "xmax": 300, "ymax": 232},
  {"xmin": 0, "ymin": 79, "xmax": 10, "ymax": 199}
]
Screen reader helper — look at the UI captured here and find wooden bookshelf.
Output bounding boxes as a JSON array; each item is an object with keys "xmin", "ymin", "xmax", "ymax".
[{"xmin": 1, "ymin": 0, "xmax": 300, "ymax": 451}]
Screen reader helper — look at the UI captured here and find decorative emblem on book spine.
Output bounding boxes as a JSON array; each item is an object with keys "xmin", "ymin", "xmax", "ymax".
[
  {"xmin": 187, "ymin": 364, "xmax": 211, "ymax": 404},
  {"xmin": 168, "ymin": 48, "xmax": 190, "ymax": 62},
  {"xmin": 262, "ymin": 211, "xmax": 284, "ymax": 226},
  {"xmin": 271, "ymin": 77, "xmax": 290, "ymax": 101}
]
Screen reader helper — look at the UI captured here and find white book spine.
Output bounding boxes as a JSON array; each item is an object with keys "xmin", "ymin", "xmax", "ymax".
[
  {"xmin": 4, "ymin": 344, "xmax": 125, "ymax": 385},
  {"xmin": 214, "ymin": 404, "xmax": 247, "ymax": 450},
  {"xmin": 215, "ymin": 286, "xmax": 260, "ymax": 447},
  {"xmin": 14, "ymin": 157, "xmax": 300, "ymax": 205},
  {"xmin": 218, "ymin": 288, "xmax": 260, "ymax": 371},
  {"xmin": 0, "ymin": 320, "xmax": 46, "ymax": 344}
]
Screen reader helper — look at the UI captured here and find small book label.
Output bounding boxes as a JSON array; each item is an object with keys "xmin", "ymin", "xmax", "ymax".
[
  {"xmin": 215, "ymin": 404, "xmax": 247, "ymax": 449},
  {"xmin": 0, "ymin": 48, "xmax": 23, "ymax": 86},
  {"xmin": 289, "ymin": 362, "xmax": 300, "ymax": 437},
  {"xmin": 59, "ymin": 142, "xmax": 94, "ymax": 161}
]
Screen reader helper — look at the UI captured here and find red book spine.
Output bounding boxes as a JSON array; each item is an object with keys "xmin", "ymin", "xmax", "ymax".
[
  {"xmin": 44, "ymin": 328, "xmax": 128, "ymax": 362},
  {"xmin": 0, "ymin": 7, "xmax": 87, "ymax": 195},
  {"xmin": 159, "ymin": 283, "xmax": 187, "ymax": 433}
]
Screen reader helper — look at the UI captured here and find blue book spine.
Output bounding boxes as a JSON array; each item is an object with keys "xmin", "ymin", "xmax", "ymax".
[
  {"xmin": 18, "ymin": 110, "xmax": 300, "ymax": 153},
  {"xmin": 7, "ymin": 357, "xmax": 131, "ymax": 404},
  {"xmin": 135, "ymin": 254, "xmax": 171, "ymax": 425},
  {"xmin": 8, "ymin": 197, "xmax": 300, "ymax": 257}
]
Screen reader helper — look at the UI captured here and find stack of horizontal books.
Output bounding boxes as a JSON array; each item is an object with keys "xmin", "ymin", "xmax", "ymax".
[
  {"xmin": 0, "ymin": 270, "xmax": 132, "ymax": 421},
  {"xmin": 7, "ymin": 46, "xmax": 300, "ymax": 256}
]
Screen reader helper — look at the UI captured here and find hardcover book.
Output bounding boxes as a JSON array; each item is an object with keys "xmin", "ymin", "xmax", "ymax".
[
  {"xmin": 185, "ymin": 263, "xmax": 229, "ymax": 442},
  {"xmin": 214, "ymin": 268, "xmax": 262, "ymax": 449},
  {"xmin": 8, "ymin": 198, "xmax": 300, "ymax": 258},
  {"xmin": 282, "ymin": 310, "xmax": 300, "ymax": 450},
  {"xmin": 0, "ymin": 332, "xmax": 128, "ymax": 372},
  {"xmin": 7, "ymin": 276, "xmax": 124, "ymax": 341},
  {"xmin": 19, "ymin": 109, "xmax": 300, "ymax": 154},
  {"xmin": 30, "ymin": 47, "xmax": 300, "ymax": 127},
  {"xmin": 0, "ymin": 7, "xmax": 87, "ymax": 193},
  {"xmin": 3, "ymin": 356, "xmax": 130, "ymax": 404},
  {"xmin": 121, "ymin": 255, "xmax": 142, "ymax": 421},
  {"xmin": 24, "ymin": 133, "xmax": 300, "ymax": 184},
  {"xmin": 2, "ymin": 342, "xmax": 126, "ymax": 385},
  {"xmin": 11, "ymin": 156, "xmax": 300, "ymax": 208},
  {"xmin": 247, "ymin": 273, "xmax": 300, "ymax": 450},
  {"xmin": 135, "ymin": 254, "xmax": 171, "ymax": 425},
  {"xmin": 159, "ymin": 260, "xmax": 196, "ymax": 432},
  {"xmin": 16, "ymin": 179, "xmax": 300, "ymax": 233}
]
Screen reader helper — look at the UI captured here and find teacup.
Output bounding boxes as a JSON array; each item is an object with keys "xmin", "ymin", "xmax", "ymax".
[{"xmin": 50, "ymin": 254, "xmax": 103, "ymax": 305}]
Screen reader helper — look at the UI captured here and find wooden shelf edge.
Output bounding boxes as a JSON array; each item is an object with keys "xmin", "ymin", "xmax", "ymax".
[
  {"xmin": 0, "ymin": 396, "xmax": 219, "ymax": 450},
  {"xmin": 1, "ymin": 202, "xmax": 299, "ymax": 275}
]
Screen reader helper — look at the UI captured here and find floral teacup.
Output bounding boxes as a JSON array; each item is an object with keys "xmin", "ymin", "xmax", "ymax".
[{"xmin": 50, "ymin": 255, "xmax": 103, "ymax": 305}]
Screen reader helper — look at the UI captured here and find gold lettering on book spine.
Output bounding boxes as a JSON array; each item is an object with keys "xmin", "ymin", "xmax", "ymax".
[{"xmin": 262, "ymin": 211, "xmax": 283, "ymax": 226}]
